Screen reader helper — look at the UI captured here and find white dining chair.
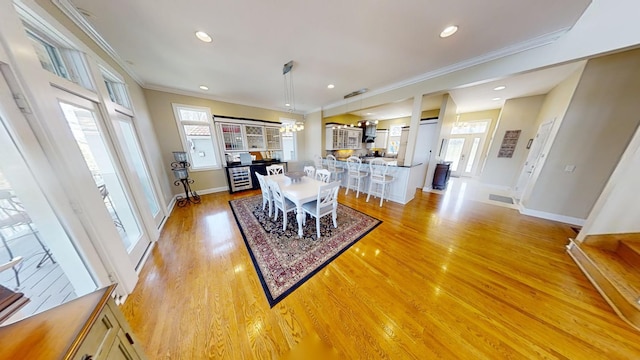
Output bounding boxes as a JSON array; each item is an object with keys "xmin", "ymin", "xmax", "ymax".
[
  {"xmin": 267, "ymin": 179, "xmax": 297, "ymax": 230},
  {"xmin": 255, "ymin": 173, "xmax": 273, "ymax": 216},
  {"xmin": 367, "ymin": 158, "xmax": 394, "ymax": 207},
  {"xmin": 303, "ymin": 166, "xmax": 316, "ymax": 179},
  {"xmin": 345, "ymin": 156, "xmax": 368, "ymax": 198},
  {"xmin": 302, "ymin": 181, "xmax": 340, "ymax": 238},
  {"xmin": 326, "ymin": 154, "xmax": 345, "ymax": 182},
  {"xmin": 315, "ymin": 169, "xmax": 331, "ymax": 183},
  {"xmin": 313, "ymin": 154, "xmax": 324, "ymax": 170},
  {"xmin": 266, "ymin": 164, "xmax": 284, "ymax": 175}
]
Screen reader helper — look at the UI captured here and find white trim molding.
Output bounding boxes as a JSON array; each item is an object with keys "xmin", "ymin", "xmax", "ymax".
[
  {"xmin": 51, "ymin": 0, "xmax": 144, "ymax": 86},
  {"xmin": 518, "ymin": 204, "xmax": 586, "ymax": 226}
]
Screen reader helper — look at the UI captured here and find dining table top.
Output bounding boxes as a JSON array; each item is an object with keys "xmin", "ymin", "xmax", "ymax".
[{"xmin": 266, "ymin": 173, "xmax": 325, "ymax": 205}]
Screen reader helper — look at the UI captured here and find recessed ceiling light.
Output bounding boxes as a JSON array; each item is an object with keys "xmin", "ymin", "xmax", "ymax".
[
  {"xmin": 199, "ymin": 85, "xmax": 209, "ymax": 90},
  {"xmin": 327, "ymin": 84, "xmax": 335, "ymax": 89},
  {"xmin": 493, "ymin": 85, "xmax": 506, "ymax": 91},
  {"xmin": 439, "ymin": 25, "xmax": 458, "ymax": 38},
  {"xmin": 492, "ymin": 97, "xmax": 501, "ymax": 101},
  {"xmin": 285, "ymin": 103, "xmax": 290, "ymax": 107},
  {"xmin": 195, "ymin": 31, "xmax": 212, "ymax": 43},
  {"xmin": 365, "ymin": 112, "xmax": 373, "ymax": 115}
]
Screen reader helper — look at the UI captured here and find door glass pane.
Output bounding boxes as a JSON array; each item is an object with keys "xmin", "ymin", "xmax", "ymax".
[
  {"xmin": 59, "ymin": 102, "xmax": 141, "ymax": 251},
  {"xmin": 465, "ymin": 137, "xmax": 481, "ymax": 173},
  {"xmin": 444, "ymin": 138, "xmax": 465, "ymax": 172},
  {"xmin": 0, "ymin": 119, "xmax": 95, "ymax": 319},
  {"xmin": 116, "ymin": 116, "xmax": 160, "ymax": 218}
]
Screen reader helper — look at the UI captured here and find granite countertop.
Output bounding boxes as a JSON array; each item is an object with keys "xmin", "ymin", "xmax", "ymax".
[{"xmin": 226, "ymin": 160, "xmax": 286, "ymax": 168}]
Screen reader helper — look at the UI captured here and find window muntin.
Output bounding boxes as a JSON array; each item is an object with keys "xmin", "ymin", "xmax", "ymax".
[{"xmin": 172, "ymin": 104, "xmax": 220, "ymax": 170}]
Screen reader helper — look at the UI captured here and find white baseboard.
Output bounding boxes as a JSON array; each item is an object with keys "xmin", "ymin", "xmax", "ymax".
[
  {"xmin": 171, "ymin": 186, "xmax": 229, "ymax": 205},
  {"xmin": 518, "ymin": 204, "xmax": 585, "ymax": 226}
]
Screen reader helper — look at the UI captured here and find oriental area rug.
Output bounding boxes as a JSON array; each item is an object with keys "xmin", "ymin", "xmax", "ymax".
[{"xmin": 229, "ymin": 195, "xmax": 381, "ymax": 307}]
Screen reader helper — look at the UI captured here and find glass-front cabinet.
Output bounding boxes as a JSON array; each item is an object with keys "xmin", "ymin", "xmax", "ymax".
[
  {"xmin": 265, "ymin": 127, "xmax": 281, "ymax": 150},
  {"xmin": 218, "ymin": 121, "xmax": 282, "ymax": 152},
  {"xmin": 220, "ymin": 123, "xmax": 245, "ymax": 151},
  {"xmin": 245, "ymin": 125, "xmax": 265, "ymax": 150}
]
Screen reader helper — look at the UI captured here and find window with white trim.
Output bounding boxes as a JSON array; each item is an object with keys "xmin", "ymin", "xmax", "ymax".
[
  {"xmin": 172, "ymin": 104, "xmax": 220, "ymax": 170},
  {"xmin": 23, "ymin": 26, "xmax": 94, "ymax": 90},
  {"xmin": 101, "ymin": 68, "xmax": 131, "ymax": 108}
]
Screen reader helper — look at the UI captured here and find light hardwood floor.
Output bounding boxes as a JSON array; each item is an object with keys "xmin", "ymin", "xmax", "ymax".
[{"xmin": 121, "ymin": 187, "xmax": 640, "ymax": 359}]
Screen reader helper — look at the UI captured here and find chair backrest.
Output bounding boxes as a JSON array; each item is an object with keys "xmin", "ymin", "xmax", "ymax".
[
  {"xmin": 326, "ymin": 154, "xmax": 338, "ymax": 171},
  {"xmin": 315, "ymin": 169, "xmax": 331, "ymax": 183},
  {"xmin": 255, "ymin": 173, "xmax": 270, "ymax": 197},
  {"xmin": 369, "ymin": 158, "xmax": 389, "ymax": 181},
  {"xmin": 346, "ymin": 156, "xmax": 362, "ymax": 175},
  {"xmin": 317, "ymin": 181, "xmax": 340, "ymax": 210},
  {"xmin": 266, "ymin": 164, "xmax": 284, "ymax": 175},
  {"xmin": 303, "ymin": 166, "xmax": 316, "ymax": 178},
  {"xmin": 313, "ymin": 154, "xmax": 324, "ymax": 169},
  {"xmin": 267, "ymin": 179, "xmax": 284, "ymax": 204}
]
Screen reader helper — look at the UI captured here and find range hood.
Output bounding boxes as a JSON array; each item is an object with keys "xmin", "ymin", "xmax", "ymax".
[{"xmin": 362, "ymin": 124, "xmax": 376, "ymax": 143}]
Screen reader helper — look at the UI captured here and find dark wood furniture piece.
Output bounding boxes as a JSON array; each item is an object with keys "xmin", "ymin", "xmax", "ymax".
[
  {"xmin": 432, "ymin": 162, "xmax": 451, "ymax": 190},
  {"xmin": 0, "ymin": 284, "xmax": 146, "ymax": 359},
  {"xmin": 0, "ymin": 284, "xmax": 29, "ymax": 324}
]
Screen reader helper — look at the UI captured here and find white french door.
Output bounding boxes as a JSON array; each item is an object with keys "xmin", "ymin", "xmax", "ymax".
[
  {"xmin": 54, "ymin": 89, "xmax": 151, "ymax": 265},
  {"xmin": 444, "ymin": 135, "xmax": 482, "ymax": 177},
  {"xmin": 112, "ymin": 112, "xmax": 164, "ymax": 228},
  {"xmin": 0, "ymin": 67, "xmax": 97, "ymax": 316}
]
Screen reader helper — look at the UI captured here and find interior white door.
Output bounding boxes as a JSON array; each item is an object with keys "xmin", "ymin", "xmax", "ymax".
[
  {"xmin": 514, "ymin": 121, "xmax": 554, "ymax": 201},
  {"xmin": 54, "ymin": 90, "xmax": 151, "ymax": 265}
]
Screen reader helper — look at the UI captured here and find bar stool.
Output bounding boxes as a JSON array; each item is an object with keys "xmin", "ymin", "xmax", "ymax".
[
  {"xmin": 313, "ymin": 154, "xmax": 324, "ymax": 170},
  {"xmin": 345, "ymin": 156, "xmax": 368, "ymax": 198},
  {"xmin": 367, "ymin": 158, "xmax": 394, "ymax": 207},
  {"xmin": 326, "ymin": 155, "xmax": 345, "ymax": 182}
]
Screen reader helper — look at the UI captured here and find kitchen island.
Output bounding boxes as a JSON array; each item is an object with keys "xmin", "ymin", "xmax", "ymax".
[{"xmin": 324, "ymin": 158, "xmax": 427, "ymax": 205}]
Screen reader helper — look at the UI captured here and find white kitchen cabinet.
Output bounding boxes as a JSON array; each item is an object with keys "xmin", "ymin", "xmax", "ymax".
[
  {"xmin": 374, "ymin": 130, "xmax": 388, "ymax": 149},
  {"xmin": 265, "ymin": 127, "xmax": 282, "ymax": 150},
  {"xmin": 218, "ymin": 123, "xmax": 282, "ymax": 152},
  {"xmin": 219, "ymin": 123, "xmax": 245, "ymax": 151},
  {"xmin": 326, "ymin": 125, "xmax": 362, "ymax": 150},
  {"xmin": 244, "ymin": 125, "xmax": 265, "ymax": 150}
]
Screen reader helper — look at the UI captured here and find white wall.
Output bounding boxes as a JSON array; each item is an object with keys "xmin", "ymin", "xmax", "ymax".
[
  {"xmin": 525, "ymin": 48, "xmax": 640, "ymax": 220},
  {"xmin": 480, "ymin": 96, "xmax": 545, "ymax": 188}
]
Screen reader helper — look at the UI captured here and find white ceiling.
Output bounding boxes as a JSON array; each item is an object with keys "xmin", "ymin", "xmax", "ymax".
[
  {"xmin": 346, "ymin": 61, "xmax": 587, "ymax": 120},
  {"xmin": 69, "ymin": 0, "xmax": 591, "ymax": 114}
]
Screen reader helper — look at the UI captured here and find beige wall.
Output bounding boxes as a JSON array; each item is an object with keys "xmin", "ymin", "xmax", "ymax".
[
  {"xmin": 525, "ymin": 48, "xmax": 640, "ymax": 219},
  {"xmin": 480, "ymin": 95, "xmax": 545, "ymax": 187},
  {"xmin": 302, "ymin": 111, "xmax": 322, "ymax": 161},
  {"xmin": 144, "ymin": 89, "xmax": 303, "ymax": 193}
]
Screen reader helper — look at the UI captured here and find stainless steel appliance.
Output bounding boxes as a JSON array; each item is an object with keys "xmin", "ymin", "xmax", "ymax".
[{"xmin": 228, "ymin": 166, "xmax": 252, "ymax": 192}]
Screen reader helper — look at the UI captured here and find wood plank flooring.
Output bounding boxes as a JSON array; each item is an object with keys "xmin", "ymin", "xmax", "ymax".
[{"xmin": 120, "ymin": 188, "xmax": 640, "ymax": 359}]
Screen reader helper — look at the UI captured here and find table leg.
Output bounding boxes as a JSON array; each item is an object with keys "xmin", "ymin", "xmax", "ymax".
[{"xmin": 296, "ymin": 204, "xmax": 304, "ymax": 238}]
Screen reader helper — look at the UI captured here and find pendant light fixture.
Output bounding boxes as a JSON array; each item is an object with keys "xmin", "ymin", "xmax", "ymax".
[{"xmin": 280, "ymin": 60, "xmax": 304, "ymax": 133}]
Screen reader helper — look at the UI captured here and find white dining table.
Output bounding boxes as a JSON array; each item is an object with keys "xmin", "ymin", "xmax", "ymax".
[{"xmin": 266, "ymin": 174, "xmax": 324, "ymax": 238}]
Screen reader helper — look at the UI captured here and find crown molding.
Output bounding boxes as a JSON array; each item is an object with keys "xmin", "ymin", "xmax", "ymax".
[
  {"xmin": 143, "ymin": 84, "xmax": 304, "ymax": 117},
  {"xmin": 322, "ymin": 27, "xmax": 571, "ymax": 113},
  {"xmin": 52, "ymin": 0, "xmax": 144, "ymax": 86}
]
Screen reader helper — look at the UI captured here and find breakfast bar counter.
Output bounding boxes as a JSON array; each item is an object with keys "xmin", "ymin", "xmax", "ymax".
[{"xmin": 324, "ymin": 158, "xmax": 426, "ymax": 205}]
